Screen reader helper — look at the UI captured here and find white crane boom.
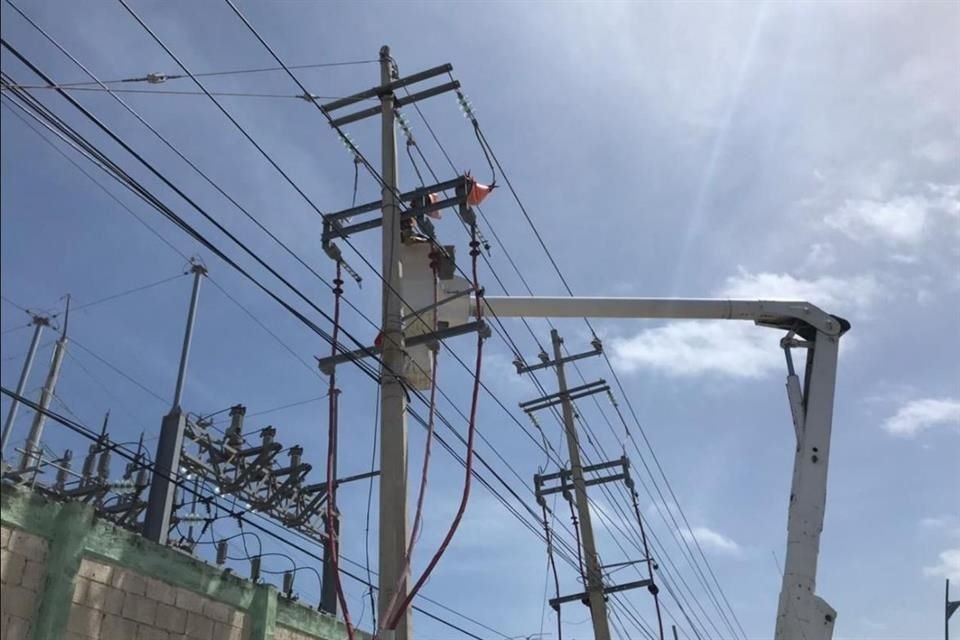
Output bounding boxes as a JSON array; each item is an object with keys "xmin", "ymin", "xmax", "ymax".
[{"xmin": 472, "ymin": 295, "xmax": 846, "ymax": 640}]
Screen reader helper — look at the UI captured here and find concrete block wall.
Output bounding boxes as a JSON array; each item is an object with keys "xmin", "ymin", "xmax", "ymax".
[
  {"xmin": 66, "ymin": 557, "xmax": 250, "ymax": 640},
  {"xmin": 274, "ymin": 626, "xmax": 320, "ymax": 640},
  {"xmin": 1, "ymin": 487, "xmax": 364, "ymax": 640},
  {"xmin": 1, "ymin": 527, "xmax": 48, "ymax": 640}
]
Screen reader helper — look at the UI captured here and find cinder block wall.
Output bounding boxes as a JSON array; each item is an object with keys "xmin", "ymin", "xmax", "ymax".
[
  {"xmin": 1, "ymin": 527, "xmax": 49, "ymax": 640},
  {"xmin": 67, "ymin": 557, "xmax": 250, "ymax": 640},
  {"xmin": 1, "ymin": 486, "xmax": 365, "ymax": 640}
]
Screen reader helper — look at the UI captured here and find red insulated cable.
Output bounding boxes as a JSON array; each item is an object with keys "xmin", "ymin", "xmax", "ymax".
[
  {"xmin": 326, "ymin": 262, "xmax": 355, "ymax": 640},
  {"xmin": 380, "ymin": 258, "xmax": 441, "ymax": 628},
  {"xmin": 385, "ymin": 229, "xmax": 485, "ymax": 630}
]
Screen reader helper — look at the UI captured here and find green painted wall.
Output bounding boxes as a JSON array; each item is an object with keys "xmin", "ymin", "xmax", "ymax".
[{"xmin": 1, "ymin": 486, "xmax": 362, "ymax": 640}]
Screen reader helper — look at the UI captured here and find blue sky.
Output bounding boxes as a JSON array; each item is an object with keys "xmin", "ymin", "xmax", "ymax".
[{"xmin": 1, "ymin": 1, "xmax": 958, "ymax": 639}]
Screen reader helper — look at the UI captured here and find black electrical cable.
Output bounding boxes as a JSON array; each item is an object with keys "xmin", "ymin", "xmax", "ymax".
[
  {"xmin": 1, "ymin": 83, "xmax": 340, "ymax": 100},
  {"xmin": 0, "ymin": 386, "xmax": 494, "ymax": 640},
  {"xmin": 5, "ymin": 5, "xmax": 537, "ymax": 492},
  {"xmin": 0, "ymin": 97, "xmax": 192, "ymax": 262},
  {"xmin": 448, "ymin": 85, "xmax": 748, "ymax": 637},
  {"xmin": 0, "ymin": 60, "xmax": 383, "ymax": 385},
  {"xmin": 29, "ymin": 58, "xmax": 377, "ymax": 88},
  {"xmin": 3, "ymin": 21, "xmax": 612, "ymax": 632},
  {"xmin": 70, "ymin": 272, "xmax": 187, "ymax": 313},
  {"xmin": 6, "ymin": 73, "xmax": 587, "ymax": 591}
]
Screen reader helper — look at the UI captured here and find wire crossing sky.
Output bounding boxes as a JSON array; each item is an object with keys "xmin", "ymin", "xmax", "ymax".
[{"xmin": 2, "ymin": 2, "xmax": 958, "ymax": 639}]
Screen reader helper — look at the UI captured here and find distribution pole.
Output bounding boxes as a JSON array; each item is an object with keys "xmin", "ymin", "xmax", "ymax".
[
  {"xmin": 1, "ymin": 314, "xmax": 47, "ymax": 460},
  {"xmin": 550, "ymin": 329, "xmax": 612, "ymax": 640},
  {"xmin": 377, "ymin": 45, "xmax": 411, "ymax": 640},
  {"xmin": 19, "ymin": 299, "xmax": 69, "ymax": 472},
  {"xmin": 143, "ymin": 262, "xmax": 207, "ymax": 544}
]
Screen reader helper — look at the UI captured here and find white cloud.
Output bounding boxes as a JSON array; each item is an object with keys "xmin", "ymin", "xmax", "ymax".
[
  {"xmin": 920, "ymin": 516, "xmax": 960, "ymax": 538},
  {"xmin": 802, "ymin": 242, "xmax": 836, "ymax": 271},
  {"xmin": 610, "ymin": 321, "xmax": 781, "ymax": 379},
  {"xmin": 920, "ymin": 516, "xmax": 951, "ymax": 529},
  {"xmin": 923, "ymin": 548, "xmax": 960, "ymax": 580},
  {"xmin": 720, "ymin": 269, "xmax": 880, "ymax": 312},
  {"xmin": 681, "ymin": 527, "xmax": 741, "ymax": 556},
  {"xmin": 913, "ymin": 139, "xmax": 959, "ymax": 164},
  {"xmin": 610, "ymin": 269, "xmax": 876, "ymax": 378},
  {"xmin": 824, "ymin": 183, "xmax": 960, "ymax": 246},
  {"xmin": 826, "ymin": 196, "xmax": 928, "ymax": 244},
  {"xmin": 883, "ymin": 398, "xmax": 960, "ymax": 437}
]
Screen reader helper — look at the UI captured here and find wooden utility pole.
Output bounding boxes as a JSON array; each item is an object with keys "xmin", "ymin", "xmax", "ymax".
[{"xmin": 377, "ymin": 44, "xmax": 411, "ymax": 640}]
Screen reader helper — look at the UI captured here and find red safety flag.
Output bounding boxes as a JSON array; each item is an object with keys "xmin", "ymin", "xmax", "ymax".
[
  {"xmin": 464, "ymin": 172, "xmax": 495, "ymax": 206},
  {"xmin": 426, "ymin": 193, "xmax": 443, "ymax": 219}
]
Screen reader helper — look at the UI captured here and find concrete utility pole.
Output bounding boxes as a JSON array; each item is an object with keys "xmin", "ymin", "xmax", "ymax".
[
  {"xmin": 19, "ymin": 299, "xmax": 70, "ymax": 472},
  {"xmin": 550, "ymin": 329, "xmax": 612, "ymax": 640},
  {"xmin": 143, "ymin": 262, "xmax": 207, "ymax": 544},
  {"xmin": 377, "ymin": 44, "xmax": 411, "ymax": 640},
  {"xmin": 1, "ymin": 314, "xmax": 48, "ymax": 460}
]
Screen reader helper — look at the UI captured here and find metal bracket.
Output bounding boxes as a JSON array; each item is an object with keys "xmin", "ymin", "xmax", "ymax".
[
  {"xmin": 516, "ymin": 338, "xmax": 603, "ymax": 374},
  {"xmin": 548, "ymin": 578, "xmax": 653, "ymax": 611},
  {"xmin": 322, "ymin": 177, "xmax": 470, "ymax": 245},
  {"xmin": 520, "ymin": 379, "xmax": 609, "ymax": 413},
  {"xmin": 316, "ymin": 320, "xmax": 487, "ymax": 375},
  {"xmin": 320, "ymin": 63, "xmax": 458, "ymax": 127}
]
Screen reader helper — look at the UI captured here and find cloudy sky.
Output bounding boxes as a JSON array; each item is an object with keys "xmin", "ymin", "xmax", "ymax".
[{"xmin": 1, "ymin": 1, "xmax": 958, "ymax": 639}]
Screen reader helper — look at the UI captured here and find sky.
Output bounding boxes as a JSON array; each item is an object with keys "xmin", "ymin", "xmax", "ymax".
[{"xmin": 1, "ymin": 1, "xmax": 958, "ymax": 639}]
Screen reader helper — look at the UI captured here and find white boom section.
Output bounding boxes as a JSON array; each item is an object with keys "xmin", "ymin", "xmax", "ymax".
[
  {"xmin": 471, "ymin": 295, "xmax": 841, "ymax": 640},
  {"xmin": 475, "ymin": 296, "xmax": 843, "ymax": 336}
]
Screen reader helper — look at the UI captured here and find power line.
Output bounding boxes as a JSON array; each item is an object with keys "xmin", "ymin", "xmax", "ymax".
[
  {"xmin": 67, "ymin": 338, "xmax": 167, "ymax": 405},
  {"xmin": 0, "ymin": 385, "xmax": 497, "ymax": 640},
  {"xmin": 72, "ymin": 272, "xmax": 187, "ymax": 312},
  {"xmin": 3, "ymin": 13, "xmax": 648, "ymax": 632},
  {"xmin": 464, "ymin": 98, "xmax": 749, "ymax": 637},
  {"xmin": 33, "ymin": 58, "xmax": 378, "ymax": 87},
  {"xmin": 1, "ymin": 294, "xmax": 31, "ymax": 313},
  {"xmin": 3, "ymin": 93, "xmax": 326, "ymax": 388},
  {"xmin": 0, "ymin": 55, "xmax": 383, "ymax": 383},
  {"xmin": 1, "ymin": 84, "xmax": 340, "ymax": 100},
  {"xmin": 4, "ymin": 65, "xmax": 590, "ymax": 603},
  {"xmin": 0, "ymin": 97, "xmax": 192, "ymax": 262},
  {"xmin": 3, "ymin": 55, "xmax": 586, "ymax": 590}
]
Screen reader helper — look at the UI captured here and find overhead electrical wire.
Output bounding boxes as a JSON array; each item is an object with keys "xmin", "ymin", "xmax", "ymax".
[
  {"xmin": 30, "ymin": 58, "xmax": 378, "ymax": 88},
  {"xmin": 1, "ymin": 93, "xmax": 322, "ymax": 387},
  {"xmin": 0, "ymin": 386, "xmax": 497, "ymax": 640},
  {"xmin": 0, "ymin": 49, "xmax": 384, "ymax": 383},
  {"xmin": 397, "ymin": 78, "xmax": 681, "ymax": 634},
  {"xmin": 1, "ymin": 11, "xmax": 676, "ymax": 636},
  {"xmin": 380, "ymin": 258, "xmax": 441, "ymax": 627},
  {"xmin": 4, "ymin": 64, "xmax": 587, "ymax": 594},
  {"xmin": 5, "ymin": 60, "xmax": 588, "ymax": 620},
  {"xmin": 0, "ymin": 97, "xmax": 192, "ymax": 262},
  {"xmin": 1, "ymin": 83, "xmax": 340, "ymax": 100},
  {"xmin": 449, "ymin": 81, "xmax": 749, "ymax": 637}
]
